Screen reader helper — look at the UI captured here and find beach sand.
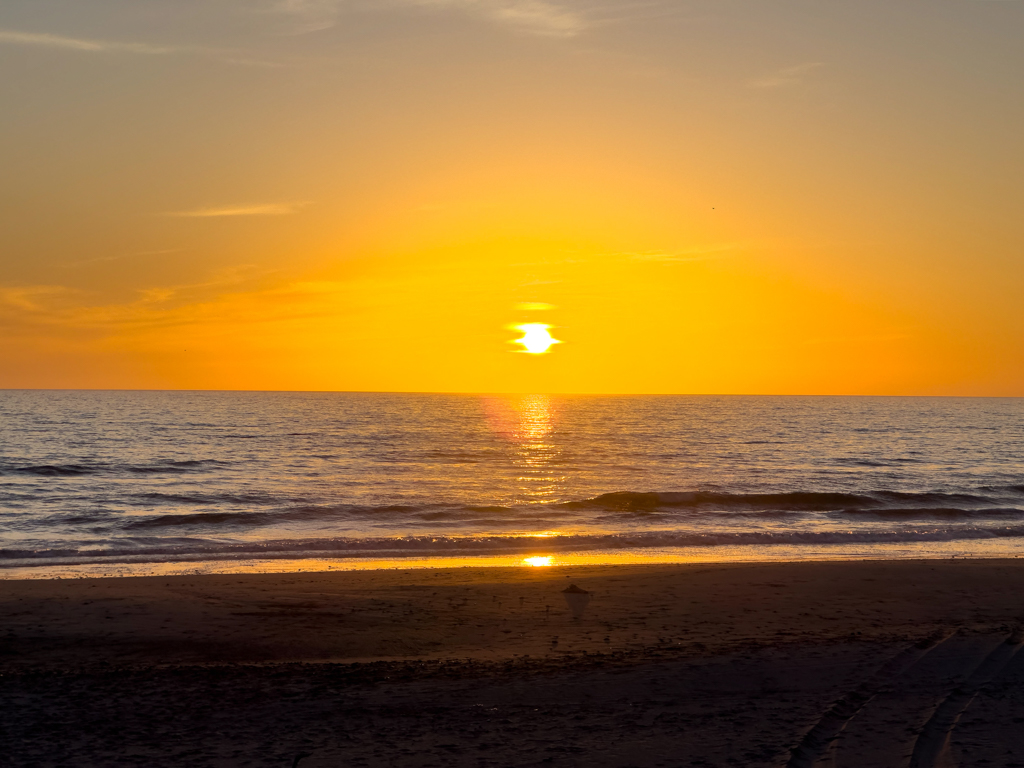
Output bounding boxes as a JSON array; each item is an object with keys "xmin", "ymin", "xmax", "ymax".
[{"xmin": 4, "ymin": 559, "xmax": 1024, "ymax": 767}]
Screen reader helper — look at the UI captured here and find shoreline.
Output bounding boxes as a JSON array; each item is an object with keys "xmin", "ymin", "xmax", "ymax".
[{"xmin": 4, "ymin": 536, "xmax": 1024, "ymax": 580}]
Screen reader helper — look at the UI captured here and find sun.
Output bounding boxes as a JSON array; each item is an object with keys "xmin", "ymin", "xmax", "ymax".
[{"xmin": 514, "ymin": 323, "xmax": 560, "ymax": 354}]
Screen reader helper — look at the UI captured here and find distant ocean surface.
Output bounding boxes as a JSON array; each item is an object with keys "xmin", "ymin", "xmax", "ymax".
[{"xmin": 2, "ymin": 391, "xmax": 1023, "ymax": 577}]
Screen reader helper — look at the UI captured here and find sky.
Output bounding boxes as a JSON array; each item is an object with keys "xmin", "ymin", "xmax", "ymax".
[{"xmin": 1, "ymin": 0, "xmax": 1022, "ymax": 394}]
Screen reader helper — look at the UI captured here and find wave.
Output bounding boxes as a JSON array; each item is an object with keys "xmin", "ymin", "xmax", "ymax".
[
  {"xmin": 561, "ymin": 490, "xmax": 1003, "ymax": 512},
  {"xmin": 834, "ymin": 457, "xmax": 925, "ymax": 467},
  {"xmin": 839, "ymin": 507, "xmax": 1023, "ymax": 519},
  {"xmin": 2, "ymin": 459, "xmax": 228, "ymax": 477},
  {"xmin": 44, "ymin": 489, "xmax": 1024, "ymax": 531},
  {"xmin": 136, "ymin": 491, "xmax": 282, "ymax": 506},
  {"xmin": 873, "ymin": 491, "xmax": 994, "ymax": 505},
  {"xmin": 562, "ymin": 491, "xmax": 875, "ymax": 511},
  {"xmin": 122, "ymin": 503, "xmax": 526, "ymax": 529},
  {"xmin": 115, "ymin": 504, "xmax": 1024, "ymax": 531},
  {"xmin": 9, "ymin": 464, "xmax": 96, "ymax": 477},
  {"xmin": 125, "ymin": 460, "xmax": 229, "ymax": 474},
  {"xmin": 6, "ymin": 525, "xmax": 1024, "ymax": 565}
]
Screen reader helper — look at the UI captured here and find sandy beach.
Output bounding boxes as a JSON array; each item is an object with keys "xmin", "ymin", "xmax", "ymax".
[{"xmin": 4, "ymin": 558, "xmax": 1024, "ymax": 767}]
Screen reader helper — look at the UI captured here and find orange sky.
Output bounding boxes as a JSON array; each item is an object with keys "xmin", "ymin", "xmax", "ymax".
[{"xmin": 1, "ymin": 0, "xmax": 1022, "ymax": 394}]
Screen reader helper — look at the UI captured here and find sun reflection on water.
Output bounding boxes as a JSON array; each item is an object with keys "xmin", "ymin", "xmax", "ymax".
[
  {"xmin": 482, "ymin": 394, "xmax": 567, "ymax": 504},
  {"xmin": 523, "ymin": 556, "xmax": 554, "ymax": 567}
]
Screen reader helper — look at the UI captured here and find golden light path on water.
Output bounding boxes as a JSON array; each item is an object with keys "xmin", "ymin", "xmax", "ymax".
[{"xmin": 482, "ymin": 393, "xmax": 568, "ymax": 507}]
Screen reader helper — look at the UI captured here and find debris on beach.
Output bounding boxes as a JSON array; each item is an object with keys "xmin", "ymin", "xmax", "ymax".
[{"xmin": 562, "ymin": 584, "xmax": 591, "ymax": 619}]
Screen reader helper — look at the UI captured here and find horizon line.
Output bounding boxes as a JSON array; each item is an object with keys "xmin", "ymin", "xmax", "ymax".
[{"xmin": 0, "ymin": 388, "xmax": 1020, "ymax": 399}]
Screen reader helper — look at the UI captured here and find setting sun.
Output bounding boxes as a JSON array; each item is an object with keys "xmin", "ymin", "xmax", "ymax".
[{"xmin": 513, "ymin": 324, "xmax": 560, "ymax": 355}]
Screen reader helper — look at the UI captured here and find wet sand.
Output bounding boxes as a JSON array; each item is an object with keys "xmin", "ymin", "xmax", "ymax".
[{"xmin": 4, "ymin": 559, "xmax": 1024, "ymax": 767}]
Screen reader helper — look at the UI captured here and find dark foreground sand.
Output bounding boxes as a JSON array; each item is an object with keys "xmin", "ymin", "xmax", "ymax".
[{"xmin": 3, "ymin": 559, "xmax": 1024, "ymax": 767}]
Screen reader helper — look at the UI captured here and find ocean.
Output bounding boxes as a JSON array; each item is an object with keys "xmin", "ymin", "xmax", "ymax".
[{"xmin": 1, "ymin": 391, "xmax": 1023, "ymax": 577}]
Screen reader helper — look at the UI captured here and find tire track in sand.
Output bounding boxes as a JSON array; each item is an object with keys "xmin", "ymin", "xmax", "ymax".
[
  {"xmin": 908, "ymin": 628, "xmax": 1024, "ymax": 768},
  {"xmin": 787, "ymin": 630, "xmax": 955, "ymax": 768}
]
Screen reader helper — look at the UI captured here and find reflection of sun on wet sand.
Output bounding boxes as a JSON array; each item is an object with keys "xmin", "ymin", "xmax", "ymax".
[{"xmin": 4, "ymin": 560, "xmax": 1024, "ymax": 766}]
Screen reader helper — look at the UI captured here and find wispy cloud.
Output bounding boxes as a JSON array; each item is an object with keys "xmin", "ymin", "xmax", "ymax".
[
  {"xmin": 0, "ymin": 285, "xmax": 71, "ymax": 313},
  {"xmin": 453, "ymin": 0, "xmax": 586, "ymax": 37},
  {"xmin": 265, "ymin": 0, "xmax": 586, "ymax": 37},
  {"xmin": 166, "ymin": 202, "xmax": 311, "ymax": 218},
  {"xmin": 64, "ymin": 249, "xmax": 185, "ymax": 268},
  {"xmin": 0, "ymin": 272, "xmax": 344, "ymax": 340},
  {"xmin": 750, "ymin": 62, "xmax": 823, "ymax": 89},
  {"xmin": 222, "ymin": 56, "xmax": 288, "ymax": 68},
  {"xmin": 0, "ymin": 29, "xmax": 174, "ymax": 54},
  {"xmin": 264, "ymin": 0, "xmax": 347, "ymax": 33},
  {"xmin": 0, "ymin": 27, "xmax": 295, "ymax": 68}
]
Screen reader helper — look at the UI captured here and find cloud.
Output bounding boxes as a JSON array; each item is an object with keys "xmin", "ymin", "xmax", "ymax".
[
  {"xmin": 166, "ymin": 202, "xmax": 311, "ymax": 218},
  {"xmin": 750, "ymin": 62, "xmax": 823, "ymax": 89},
  {"xmin": 264, "ymin": 0, "xmax": 347, "ymax": 33},
  {"xmin": 455, "ymin": 0, "xmax": 586, "ymax": 37},
  {"xmin": 0, "ymin": 274, "xmax": 350, "ymax": 346},
  {"xmin": 265, "ymin": 0, "xmax": 586, "ymax": 37},
  {"xmin": 222, "ymin": 57, "xmax": 288, "ymax": 68},
  {"xmin": 0, "ymin": 285, "xmax": 71, "ymax": 313},
  {"xmin": 0, "ymin": 264, "xmax": 276, "ymax": 339},
  {"xmin": 64, "ymin": 249, "xmax": 185, "ymax": 268},
  {"xmin": 515, "ymin": 302, "xmax": 556, "ymax": 310},
  {"xmin": 0, "ymin": 27, "xmax": 291, "ymax": 68},
  {"xmin": 0, "ymin": 29, "xmax": 174, "ymax": 54}
]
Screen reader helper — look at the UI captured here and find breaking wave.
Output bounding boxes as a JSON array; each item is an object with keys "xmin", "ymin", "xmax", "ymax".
[
  {"xmin": 5, "ymin": 524, "xmax": 1024, "ymax": 567},
  {"xmin": 563, "ymin": 490, "xmax": 1006, "ymax": 512}
]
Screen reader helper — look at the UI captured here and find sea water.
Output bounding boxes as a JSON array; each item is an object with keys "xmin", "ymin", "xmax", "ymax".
[{"xmin": 1, "ymin": 391, "xmax": 1023, "ymax": 576}]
